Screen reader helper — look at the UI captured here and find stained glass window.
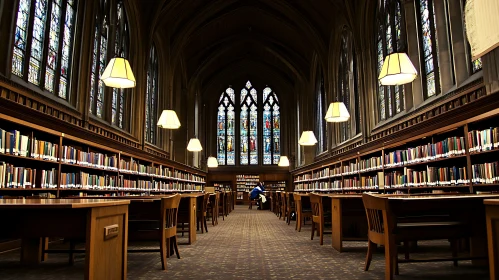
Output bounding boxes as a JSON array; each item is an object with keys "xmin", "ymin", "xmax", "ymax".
[
  {"xmin": 240, "ymin": 81, "xmax": 258, "ymax": 165},
  {"xmin": 145, "ymin": 45, "xmax": 158, "ymax": 144},
  {"xmin": 111, "ymin": 2, "xmax": 129, "ymax": 129},
  {"xmin": 263, "ymin": 86, "xmax": 280, "ymax": 165},
  {"xmin": 417, "ymin": 0, "xmax": 440, "ymax": 98},
  {"xmin": 377, "ymin": 0, "xmax": 406, "ymax": 121},
  {"xmin": 12, "ymin": 0, "xmax": 77, "ymax": 100},
  {"xmin": 339, "ymin": 31, "xmax": 353, "ymax": 142},
  {"xmin": 89, "ymin": 0, "xmax": 130, "ymax": 128},
  {"xmin": 217, "ymin": 87, "xmax": 235, "ymax": 165},
  {"xmin": 315, "ymin": 67, "xmax": 327, "ymax": 153}
]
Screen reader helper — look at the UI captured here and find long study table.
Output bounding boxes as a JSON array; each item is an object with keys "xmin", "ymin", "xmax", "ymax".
[{"xmin": 0, "ymin": 199, "xmax": 130, "ymax": 280}]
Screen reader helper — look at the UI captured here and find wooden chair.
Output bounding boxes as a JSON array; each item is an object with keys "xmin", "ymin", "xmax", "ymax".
[
  {"xmin": 285, "ymin": 192, "xmax": 295, "ymax": 225},
  {"xmin": 197, "ymin": 193, "xmax": 210, "ymax": 233},
  {"xmin": 280, "ymin": 192, "xmax": 287, "ymax": 220},
  {"xmin": 218, "ymin": 191, "xmax": 225, "ymax": 220},
  {"xmin": 362, "ymin": 193, "xmax": 469, "ymax": 280},
  {"xmin": 309, "ymin": 193, "xmax": 331, "ymax": 245},
  {"xmin": 127, "ymin": 194, "xmax": 182, "ymax": 270},
  {"xmin": 293, "ymin": 193, "xmax": 312, "ymax": 232}
]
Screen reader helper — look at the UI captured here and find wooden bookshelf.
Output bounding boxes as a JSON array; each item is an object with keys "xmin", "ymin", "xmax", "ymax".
[
  {"xmin": 292, "ymin": 110, "xmax": 499, "ymax": 195},
  {"xmin": 0, "ymin": 115, "xmax": 206, "ymax": 198}
]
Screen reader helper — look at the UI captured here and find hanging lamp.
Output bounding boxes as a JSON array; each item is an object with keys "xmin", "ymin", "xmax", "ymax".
[
  {"xmin": 187, "ymin": 138, "xmax": 203, "ymax": 152},
  {"xmin": 100, "ymin": 57, "xmax": 136, "ymax": 88},
  {"xmin": 157, "ymin": 110, "xmax": 181, "ymax": 129},
  {"xmin": 207, "ymin": 156, "xmax": 218, "ymax": 168},
  {"xmin": 299, "ymin": 131, "xmax": 318, "ymax": 146},
  {"xmin": 277, "ymin": 156, "xmax": 290, "ymax": 167},
  {"xmin": 378, "ymin": 52, "xmax": 418, "ymax": 85},
  {"xmin": 325, "ymin": 102, "xmax": 350, "ymax": 122}
]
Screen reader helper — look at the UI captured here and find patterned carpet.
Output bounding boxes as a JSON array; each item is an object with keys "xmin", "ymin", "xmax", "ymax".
[{"xmin": 0, "ymin": 205, "xmax": 490, "ymax": 279}]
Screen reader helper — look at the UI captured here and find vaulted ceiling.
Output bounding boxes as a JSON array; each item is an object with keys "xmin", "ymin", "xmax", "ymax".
[{"xmin": 136, "ymin": 0, "xmax": 355, "ymax": 99}]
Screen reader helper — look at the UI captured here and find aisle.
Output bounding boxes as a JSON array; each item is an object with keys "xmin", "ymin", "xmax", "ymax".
[{"xmin": 0, "ymin": 205, "xmax": 489, "ymax": 279}]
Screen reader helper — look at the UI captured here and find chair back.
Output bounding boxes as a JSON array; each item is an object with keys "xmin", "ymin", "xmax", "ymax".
[
  {"xmin": 309, "ymin": 193, "xmax": 322, "ymax": 223},
  {"xmin": 161, "ymin": 194, "xmax": 181, "ymax": 238},
  {"xmin": 201, "ymin": 193, "xmax": 210, "ymax": 215},
  {"xmin": 361, "ymin": 193, "xmax": 393, "ymax": 245}
]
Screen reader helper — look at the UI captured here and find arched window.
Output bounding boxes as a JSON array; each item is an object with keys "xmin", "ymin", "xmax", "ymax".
[
  {"xmin": 416, "ymin": 0, "xmax": 440, "ymax": 98},
  {"xmin": 377, "ymin": 0, "xmax": 406, "ymax": 120},
  {"xmin": 262, "ymin": 86, "xmax": 280, "ymax": 165},
  {"xmin": 217, "ymin": 87, "xmax": 236, "ymax": 165},
  {"xmin": 89, "ymin": 0, "xmax": 130, "ymax": 129},
  {"xmin": 315, "ymin": 66, "xmax": 327, "ymax": 153},
  {"xmin": 240, "ymin": 81, "xmax": 258, "ymax": 165},
  {"xmin": 12, "ymin": 0, "xmax": 77, "ymax": 100},
  {"xmin": 111, "ymin": 2, "xmax": 129, "ymax": 129},
  {"xmin": 338, "ymin": 29, "xmax": 360, "ymax": 143},
  {"xmin": 145, "ymin": 45, "xmax": 158, "ymax": 144},
  {"xmin": 217, "ymin": 81, "xmax": 281, "ymax": 166},
  {"xmin": 89, "ymin": 0, "xmax": 110, "ymax": 119}
]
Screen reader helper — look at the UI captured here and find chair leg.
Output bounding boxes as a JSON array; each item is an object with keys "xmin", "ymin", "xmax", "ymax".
[
  {"xmin": 68, "ymin": 240, "xmax": 75, "ymax": 265},
  {"xmin": 160, "ymin": 236, "xmax": 167, "ymax": 270},
  {"xmin": 365, "ymin": 240, "xmax": 376, "ymax": 271},
  {"xmin": 311, "ymin": 222, "xmax": 315, "ymax": 240},
  {"xmin": 173, "ymin": 236, "xmax": 181, "ymax": 259},
  {"xmin": 319, "ymin": 222, "xmax": 324, "ymax": 245},
  {"xmin": 298, "ymin": 216, "xmax": 302, "ymax": 232},
  {"xmin": 384, "ymin": 239, "xmax": 395, "ymax": 280},
  {"xmin": 451, "ymin": 239, "xmax": 458, "ymax": 267},
  {"xmin": 204, "ymin": 217, "xmax": 208, "ymax": 233}
]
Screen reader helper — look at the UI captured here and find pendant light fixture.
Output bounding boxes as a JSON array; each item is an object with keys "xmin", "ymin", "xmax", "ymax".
[
  {"xmin": 157, "ymin": 110, "xmax": 181, "ymax": 129},
  {"xmin": 187, "ymin": 137, "xmax": 203, "ymax": 152},
  {"xmin": 277, "ymin": 156, "xmax": 290, "ymax": 167},
  {"xmin": 378, "ymin": 52, "xmax": 418, "ymax": 85},
  {"xmin": 299, "ymin": 131, "xmax": 318, "ymax": 146},
  {"xmin": 207, "ymin": 156, "xmax": 218, "ymax": 168},
  {"xmin": 324, "ymin": 102, "xmax": 350, "ymax": 122},
  {"xmin": 100, "ymin": 57, "xmax": 136, "ymax": 88}
]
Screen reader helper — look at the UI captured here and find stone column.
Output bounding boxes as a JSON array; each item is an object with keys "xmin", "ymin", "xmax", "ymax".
[
  {"xmin": 447, "ymin": 0, "xmax": 469, "ymax": 86},
  {"xmin": 433, "ymin": 0, "xmax": 454, "ymax": 93}
]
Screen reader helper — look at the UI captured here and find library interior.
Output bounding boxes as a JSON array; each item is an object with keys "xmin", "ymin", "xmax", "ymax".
[{"xmin": 1, "ymin": 0, "xmax": 499, "ymax": 279}]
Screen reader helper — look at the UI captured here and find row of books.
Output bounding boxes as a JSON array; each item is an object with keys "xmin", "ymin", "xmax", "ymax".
[
  {"xmin": 359, "ymin": 156, "xmax": 383, "ymax": 172},
  {"xmin": 0, "ymin": 162, "xmax": 57, "ymax": 188},
  {"xmin": 383, "ymin": 166, "xmax": 468, "ymax": 188},
  {"xmin": 61, "ymin": 146, "xmax": 118, "ymax": 170},
  {"xmin": 472, "ymin": 162, "xmax": 499, "ymax": 184},
  {"xmin": 385, "ymin": 137, "xmax": 466, "ymax": 167},
  {"xmin": 0, "ymin": 129, "xmax": 60, "ymax": 161},
  {"xmin": 468, "ymin": 128, "xmax": 499, "ymax": 153}
]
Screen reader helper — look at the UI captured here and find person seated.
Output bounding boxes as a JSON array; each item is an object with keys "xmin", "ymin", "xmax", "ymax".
[{"xmin": 250, "ymin": 182, "xmax": 266, "ymax": 209}]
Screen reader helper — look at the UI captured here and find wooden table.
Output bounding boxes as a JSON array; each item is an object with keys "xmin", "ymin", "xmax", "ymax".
[
  {"xmin": 386, "ymin": 194, "xmax": 499, "ymax": 266},
  {"xmin": 484, "ymin": 199, "xmax": 499, "ymax": 279},
  {"xmin": 326, "ymin": 194, "xmax": 366, "ymax": 252},
  {"xmin": 67, "ymin": 193, "xmax": 204, "ymax": 245},
  {"xmin": 0, "ymin": 199, "xmax": 129, "ymax": 280}
]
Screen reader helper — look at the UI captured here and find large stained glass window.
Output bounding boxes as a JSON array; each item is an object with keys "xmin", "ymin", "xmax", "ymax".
[
  {"xmin": 240, "ymin": 81, "xmax": 258, "ymax": 165},
  {"xmin": 145, "ymin": 45, "xmax": 158, "ymax": 144},
  {"xmin": 262, "ymin": 86, "xmax": 280, "ymax": 165},
  {"xmin": 12, "ymin": 0, "xmax": 77, "ymax": 100},
  {"xmin": 89, "ymin": 0, "xmax": 110, "ymax": 119},
  {"xmin": 216, "ymin": 81, "xmax": 281, "ymax": 166},
  {"xmin": 217, "ymin": 87, "xmax": 235, "ymax": 165},
  {"xmin": 417, "ymin": 0, "xmax": 440, "ymax": 98},
  {"xmin": 377, "ymin": 0, "xmax": 406, "ymax": 121},
  {"xmin": 111, "ymin": 2, "xmax": 129, "ymax": 129}
]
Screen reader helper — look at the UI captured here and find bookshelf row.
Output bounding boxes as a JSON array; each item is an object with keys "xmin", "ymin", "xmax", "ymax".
[
  {"xmin": 0, "ymin": 116, "xmax": 206, "ymax": 197},
  {"xmin": 293, "ymin": 117, "xmax": 499, "ymax": 194}
]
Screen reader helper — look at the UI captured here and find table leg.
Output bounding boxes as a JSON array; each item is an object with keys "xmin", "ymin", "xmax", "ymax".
[
  {"xmin": 20, "ymin": 237, "xmax": 42, "ymax": 264},
  {"xmin": 332, "ymin": 198, "xmax": 343, "ymax": 252}
]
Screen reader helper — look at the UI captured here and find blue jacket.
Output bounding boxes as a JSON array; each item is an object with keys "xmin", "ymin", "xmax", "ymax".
[{"xmin": 250, "ymin": 185, "xmax": 265, "ymax": 199}]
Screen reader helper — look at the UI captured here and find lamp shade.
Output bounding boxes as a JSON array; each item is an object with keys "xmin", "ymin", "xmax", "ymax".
[
  {"xmin": 298, "ymin": 131, "xmax": 318, "ymax": 146},
  {"xmin": 278, "ymin": 156, "xmax": 290, "ymax": 167},
  {"xmin": 207, "ymin": 156, "xmax": 218, "ymax": 168},
  {"xmin": 157, "ymin": 110, "xmax": 181, "ymax": 129},
  {"xmin": 100, "ymin": 57, "xmax": 136, "ymax": 88},
  {"xmin": 187, "ymin": 138, "xmax": 203, "ymax": 152},
  {"xmin": 378, "ymin": 52, "xmax": 417, "ymax": 85},
  {"xmin": 324, "ymin": 102, "xmax": 350, "ymax": 122}
]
